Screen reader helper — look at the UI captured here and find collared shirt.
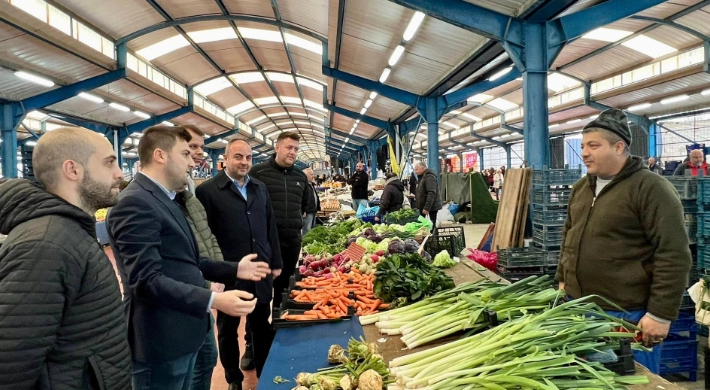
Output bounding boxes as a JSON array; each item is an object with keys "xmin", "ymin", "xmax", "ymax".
[
  {"xmin": 225, "ymin": 171, "xmax": 251, "ymax": 201},
  {"xmin": 140, "ymin": 172, "xmax": 177, "ymax": 200}
]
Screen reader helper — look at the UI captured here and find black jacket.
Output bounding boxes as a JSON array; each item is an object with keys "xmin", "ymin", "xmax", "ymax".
[
  {"xmin": 416, "ymin": 169, "xmax": 443, "ymax": 212},
  {"xmin": 250, "ymin": 155, "xmax": 309, "ymax": 243},
  {"xmin": 347, "ymin": 171, "xmax": 369, "ymax": 199},
  {"xmin": 304, "ymin": 182, "xmax": 321, "ymax": 214},
  {"xmin": 378, "ymin": 178, "xmax": 405, "ymax": 217},
  {"xmin": 108, "ymin": 173, "xmax": 239, "ymax": 363},
  {"xmin": 0, "ymin": 180, "xmax": 131, "ymax": 390},
  {"xmin": 196, "ymin": 171, "xmax": 282, "ymax": 302}
]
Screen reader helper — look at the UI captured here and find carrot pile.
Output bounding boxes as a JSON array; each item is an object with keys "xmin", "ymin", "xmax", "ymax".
[{"xmin": 280, "ymin": 269, "xmax": 389, "ymax": 321}]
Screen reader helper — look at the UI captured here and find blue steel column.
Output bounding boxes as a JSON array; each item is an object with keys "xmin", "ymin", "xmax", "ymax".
[
  {"xmin": 522, "ymin": 23, "xmax": 550, "ymax": 169},
  {"xmin": 1, "ymin": 105, "xmax": 19, "ymax": 178},
  {"xmin": 477, "ymin": 148, "xmax": 484, "ymax": 171},
  {"xmin": 505, "ymin": 145, "xmax": 512, "ymax": 169},
  {"xmin": 425, "ymin": 98, "xmax": 441, "ymax": 176},
  {"xmin": 369, "ymin": 142, "xmax": 378, "ymax": 180},
  {"xmin": 649, "ymin": 122, "xmax": 658, "ymax": 158}
]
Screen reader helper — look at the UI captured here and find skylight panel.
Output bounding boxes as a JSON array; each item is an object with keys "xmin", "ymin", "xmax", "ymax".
[
  {"xmin": 281, "ymin": 96, "xmax": 303, "ymax": 105},
  {"xmin": 268, "ymin": 112, "xmax": 289, "ymax": 118},
  {"xmin": 297, "ymin": 77, "xmax": 325, "ymax": 91},
  {"xmin": 255, "ymin": 96, "xmax": 280, "ymax": 106},
  {"xmin": 285, "ymin": 33, "xmax": 323, "ymax": 55},
  {"xmin": 230, "ymin": 72, "xmax": 265, "ymax": 85},
  {"xmin": 622, "ymin": 36, "xmax": 676, "ymax": 58},
  {"xmin": 246, "ymin": 116, "xmax": 266, "ymax": 126},
  {"xmin": 136, "ymin": 35, "xmax": 190, "ymax": 61},
  {"xmin": 293, "ymin": 121, "xmax": 311, "ymax": 126},
  {"xmin": 258, "ymin": 124, "xmax": 276, "ymax": 132},
  {"xmin": 468, "ymin": 93, "xmax": 492, "ymax": 104},
  {"xmin": 582, "ymin": 28, "xmax": 633, "ymax": 43},
  {"xmin": 486, "ymin": 98, "xmax": 518, "ymax": 111},
  {"xmin": 276, "ymin": 121, "xmax": 294, "ymax": 126},
  {"xmin": 26, "ymin": 110, "xmax": 48, "ymax": 120},
  {"xmin": 188, "ymin": 27, "xmax": 238, "ymax": 44},
  {"xmin": 11, "ymin": 0, "xmax": 47, "ymax": 22},
  {"xmin": 309, "ymin": 115, "xmax": 325, "ymax": 122},
  {"xmin": 266, "ymin": 72, "xmax": 295, "ymax": 84},
  {"xmin": 227, "ymin": 101, "xmax": 255, "ymax": 116},
  {"xmin": 304, "ymin": 99, "xmax": 327, "ymax": 112},
  {"xmin": 462, "ymin": 113, "xmax": 482, "ymax": 122},
  {"xmin": 547, "ymin": 73, "xmax": 581, "ymax": 93},
  {"xmin": 194, "ymin": 77, "xmax": 232, "ymax": 96},
  {"xmin": 442, "ymin": 121, "xmax": 460, "ymax": 130},
  {"xmin": 238, "ymin": 27, "xmax": 283, "ymax": 43}
]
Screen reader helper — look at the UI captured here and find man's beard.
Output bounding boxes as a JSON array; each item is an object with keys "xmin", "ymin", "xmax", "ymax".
[{"xmin": 79, "ymin": 171, "xmax": 119, "ymax": 212}]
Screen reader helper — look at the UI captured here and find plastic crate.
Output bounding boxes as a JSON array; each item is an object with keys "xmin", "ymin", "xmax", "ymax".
[
  {"xmin": 695, "ymin": 213, "xmax": 710, "ymax": 238},
  {"xmin": 532, "ymin": 224, "xmax": 564, "ymax": 248},
  {"xmin": 531, "ymin": 187, "xmax": 572, "ymax": 206},
  {"xmin": 532, "ymin": 169, "xmax": 581, "ymax": 186},
  {"xmin": 545, "ymin": 250, "xmax": 561, "ymax": 267},
  {"xmin": 698, "ymin": 246, "xmax": 710, "ymax": 270},
  {"xmin": 666, "ymin": 176, "xmax": 698, "ymax": 200},
  {"xmin": 531, "ymin": 206, "xmax": 568, "ymax": 225},
  {"xmin": 498, "ymin": 269, "xmax": 546, "ymax": 283},
  {"xmin": 685, "ymin": 215, "xmax": 697, "ymax": 244},
  {"xmin": 497, "ymin": 247, "xmax": 546, "ymax": 268},
  {"xmin": 659, "ymin": 336, "xmax": 698, "ymax": 381},
  {"xmin": 425, "ymin": 226, "xmax": 466, "ymax": 257},
  {"xmin": 669, "ymin": 314, "xmax": 698, "ymax": 335},
  {"xmin": 698, "ymin": 178, "xmax": 710, "ymax": 204},
  {"xmin": 683, "ymin": 199, "xmax": 698, "ymax": 214}
]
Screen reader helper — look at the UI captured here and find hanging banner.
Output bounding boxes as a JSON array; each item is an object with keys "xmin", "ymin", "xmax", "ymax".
[{"xmin": 388, "ymin": 136, "xmax": 400, "ymax": 174}]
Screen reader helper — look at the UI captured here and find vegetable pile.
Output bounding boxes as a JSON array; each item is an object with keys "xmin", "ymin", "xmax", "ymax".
[
  {"xmin": 432, "ymin": 250, "xmax": 456, "ymax": 268},
  {"xmin": 289, "ymin": 269, "xmax": 388, "ymax": 317},
  {"xmin": 362, "ymin": 275, "xmax": 563, "ymax": 348},
  {"xmin": 388, "ymin": 297, "xmax": 649, "ymax": 389},
  {"xmin": 295, "ymin": 338, "xmax": 391, "ymax": 390},
  {"xmin": 383, "ymin": 208, "xmax": 419, "ymax": 224},
  {"xmin": 373, "ymin": 253, "xmax": 455, "ymax": 307}
]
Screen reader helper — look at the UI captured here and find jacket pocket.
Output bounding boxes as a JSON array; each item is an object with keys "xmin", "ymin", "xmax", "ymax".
[{"xmin": 87, "ymin": 355, "xmax": 107, "ymax": 390}]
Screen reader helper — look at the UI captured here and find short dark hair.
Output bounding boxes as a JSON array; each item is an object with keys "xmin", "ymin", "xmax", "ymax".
[
  {"xmin": 385, "ymin": 172, "xmax": 398, "ymax": 180},
  {"xmin": 138, "ymin": 126, "xmax": 192, "ymax": 166},
  {"xmin": 277, "ymin": 131, "xmax": 300, "ymax": 143},
  {"xmin": 182, "ymin": 124, "xmax": 205, "ymax": 138}
]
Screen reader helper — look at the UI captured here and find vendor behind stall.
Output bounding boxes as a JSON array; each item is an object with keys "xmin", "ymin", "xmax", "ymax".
[
  {"xmin": 347, "ymin": 162, "xmax": 369, "ymax": 211},
  {"xmin": 556, "ymin": 108, "xmax": 691, "ymax": 367},
  {"xmin": 375, "ymin": 172, "xmax": 404, "ymax": 222}
]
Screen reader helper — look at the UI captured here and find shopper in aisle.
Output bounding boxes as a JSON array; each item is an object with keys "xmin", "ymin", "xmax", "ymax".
[
  {"xmin": 197, "ymin": 139, "xmax": 282, "ymax": 390},
  {"xmin": 249, "ymin": 131, "xmax": 309, "ymax": 309},
  {"xmin": 647, "ymin": 157, "xmax": 663, "ymax": 175},
  {"xmin": 375, "ymin": 172, "xmax": 404, "ymax": 222},
  {"xmin": 181, "ymin": 124, "xmax": 222, "ymax": 390},
  {"xmin": 414, "ymin": 161, "xmax": 443, "ymax": 230},
  {"xmin": 108, "ymin": 126, "xmax": 268, "ymax": 390},
  {"xmin": 673, "ymin": 149, "xmax": 708, "ymax": 176},
  {"xmin": 348, "ymin": 162, "xmax": 369, "ymax": 211},
  {"xmin": 493, "ymin": 169, "xmax": 504, "ymax": 200},
  {"xmin": 0, "ymin": 127, "xmax": 132, "ymax": 390},
  {"xmin": 556, "ymin": 108, "xmax": 691, "ymax": 366},
  {"xmin": 302, "ymin": 167, "xmax": 320, "ymax": 235}
]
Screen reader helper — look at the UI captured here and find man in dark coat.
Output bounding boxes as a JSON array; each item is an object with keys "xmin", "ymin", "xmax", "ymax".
[
  {"xmin": 347, "ymin": 162, "xmax": 369, "ymax": 211},
  {"xmin": 414, "ymin": 161, "xmax": 443, "ymax": 231},
  {"xmin": 0, "ymin": 127, "xmax": 131, "ymax": 390},
  {"xmin": 375, "ymin": 172, "xmax": 404, "ymax": 222},
  {"xmin": 302, "ymin": 167, "xmax": 320, "ymax": 235},
  {"xmin": 250, "ymin": 131, "xmax": 309, "ymax": 308},
  {"xmin": 108, "ymin": 126, "xmax": 266, "ymax": 389},
  {"xmin": 197, "ymin": 139, "xmax": 282, "ymax": 390}
]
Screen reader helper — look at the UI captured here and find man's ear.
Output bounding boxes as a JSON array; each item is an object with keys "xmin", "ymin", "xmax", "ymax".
[{"xmin": 60, "ymin": 159, "xmax": 83, "ymax": 183}]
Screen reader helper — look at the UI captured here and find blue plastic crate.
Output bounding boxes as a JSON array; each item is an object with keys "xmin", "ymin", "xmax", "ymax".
[
  {"xmin": 532, "ymin": 169, "xmax": 581, "ymax": 186},
  {"xmin": 531, "ymin": 187, "xmax": 572, "ymax": 206},
  {"xmin": 667, "ymin": 176, "xmax": 698, "ymax": 200},
  {"xmin": 531, "ymin": 206, "xmax": 568, "ymax": 225},
  {"xmin": 695, "ymin": 213, "xmax": 710, "ymax": 238},
  {"xmin": 659, "ymin": 336, "xmax": 698, "ymax": 381},
  {"xmin": 698, "ymin": 178, "xmax": 710, "ymax": 204},
  {"xmin": 498, "ymin": 247, "xmax": 546, "ymax": 268},
  {"xmin": 698, "ymin": 245, "xmax": 710, "ymax": 269},
  {"xmin": 669, "ymin": 314, "xmax": 698, "ymax": 335},
  {"xmin": 532, "ymin": 223, "xmax": 564, "ymax": 248}
]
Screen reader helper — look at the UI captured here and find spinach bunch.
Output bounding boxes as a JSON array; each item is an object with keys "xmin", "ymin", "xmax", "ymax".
[{"xmin": 374, "ymin": 253, "xmax": 455, "ymax": 306}]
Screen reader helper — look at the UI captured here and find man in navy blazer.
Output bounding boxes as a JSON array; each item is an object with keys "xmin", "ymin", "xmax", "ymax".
[{"xmin": 108, "ymin": 126, "xmax": 270, "ymax": 390}]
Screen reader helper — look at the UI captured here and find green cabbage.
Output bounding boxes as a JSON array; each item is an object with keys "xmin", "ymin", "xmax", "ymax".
[{"xmin": 432, "ymin": 250, "xmax": 456, "ymax": 268}]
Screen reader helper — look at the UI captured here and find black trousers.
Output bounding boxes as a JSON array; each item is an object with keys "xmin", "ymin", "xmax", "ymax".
[
  {"xmin": 217, "ymin": 303, "xmax": 274, "ymax": 385},
  {"xmin": 273, "ymin": 240, "xmax": 301, "ymax": 308}
]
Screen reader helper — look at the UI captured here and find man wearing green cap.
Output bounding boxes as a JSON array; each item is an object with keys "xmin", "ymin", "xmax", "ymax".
[{"xmin": 556, "ymin": 108, "xmax": 691, "ymax": 367}]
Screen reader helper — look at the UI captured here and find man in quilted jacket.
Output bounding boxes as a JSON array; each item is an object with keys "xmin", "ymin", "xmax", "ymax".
[{"xmin": 0, "ymin": 127, "xmax": 131, "ymax": 389}]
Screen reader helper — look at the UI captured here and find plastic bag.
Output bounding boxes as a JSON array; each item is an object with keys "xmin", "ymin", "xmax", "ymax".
[
  {"xmin": 357, "ymin": 204, "xmax": 380, "ymax": 218},
  {"xmin": 437, "ymin": 208, "xmax": 454, "ymax": 224},
  {"xmin": 466, "ymin": 249, "xmax": 498, "ymax": 271},
  {"xmin": 448, "ymin": 203, "xmax": 460, "ymax": 215},
  {"xmin": 418, "ymin": 215, "xmax": 433, "ymax": 231}
]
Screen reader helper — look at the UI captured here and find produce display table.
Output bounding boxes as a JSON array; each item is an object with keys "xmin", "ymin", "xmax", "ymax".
[
  {"xmin": 257, "ymin": 319, "xmax": 365, "ymax": 390},
  {"xmin": 361, "ymin": 258, "xmax": 684, "ymax": 390}
]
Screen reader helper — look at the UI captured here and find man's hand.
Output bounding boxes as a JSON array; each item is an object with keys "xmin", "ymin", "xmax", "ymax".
[
  {"xmin": 272, "ymin": 269, "xmax": 282, "ymax": 279},
  {"xmin": 210, "ymin": 283, "xmax": 225, "ymax": 293},
  {"xmin": 638, "ymin": 314, "xmax": 671, "ymax": 347},
  {"xmin": 237, "ymin": 254, "xmax": 271, "ymax": 281},
  {"xmin": 558, "ymin": 282, "xmax": 565, "ymax": 290},
  {"xmin": 422, "ymin": 210, "xmax": 429, "ymax": 216},
  {"xmin": 212, "ymin": 290, "xmax": 256, "ymax": 317},
  {"xmin": 374, "ymin": 216, "xmax": 380, "ymax": 222}
]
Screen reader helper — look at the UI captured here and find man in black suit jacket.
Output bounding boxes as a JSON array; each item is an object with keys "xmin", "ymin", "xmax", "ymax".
[
  {"xmin": 108, "ymin": 126, "xmax": 270, "ymax": 390},
  {"xmin": 197, "ymin": 139, "xmax": 282, "ymax": 390},
  {"xmin": 301, "ymin": 167, "xmax": 320, "ymax": 236}
]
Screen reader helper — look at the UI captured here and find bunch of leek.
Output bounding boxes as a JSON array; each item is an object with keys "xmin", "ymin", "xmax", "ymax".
[{"xmin": 389, "ymin": 297, "xmax": 649, "ymax": 389}]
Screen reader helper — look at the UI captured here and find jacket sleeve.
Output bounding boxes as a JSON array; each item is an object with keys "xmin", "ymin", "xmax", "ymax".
[
  {"xmin": 107, "ymin": 195, "xmax": 212, "ymax": 318},
  {"xmin": 641, "ymin": 178, "xmax": 692, "ymax": 320},
  {"xmin": 357, "ymin": 173, "xmax": 369, "ymax": 189},
  {"xmin": 422, "ymin": 175, "xmax": 438, "ymax": 212},
  {"xmin": 199, "ymin": 259, "xmax": 237, "ymax": 285},
  {"xmin": 301, "ymin": 177, "xmax": 310, "ymax": 215},
  {"xmin": 673, "ymin": 164, "xmax": 685, "ymax": 176},
  {"xmin": 265, "ymin": 189, "xmax": 283, "ymax": 270},
  {"xmin": 378, "ymin": 186, "xmax": 391, "ymax": 217},
  {"xmin": 0, "ymin": 241, "xmax": 81, "ymax": 388},
  {"xmin": 346, "ymin": 174, "xmax": 357, "ymax": 185},
  {"xmin": 555, "ymin": 185, "xmax": 577, "ymax": 283}
]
